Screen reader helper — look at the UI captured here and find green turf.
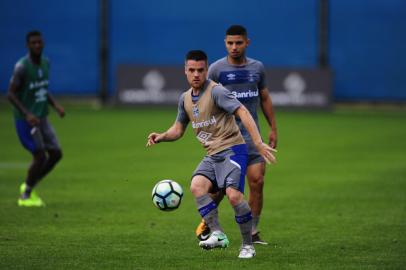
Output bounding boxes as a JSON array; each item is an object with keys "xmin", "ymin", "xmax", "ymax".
[{"xmin": 0, "ymin": 104, "xmax": 405, "ymax": 269}]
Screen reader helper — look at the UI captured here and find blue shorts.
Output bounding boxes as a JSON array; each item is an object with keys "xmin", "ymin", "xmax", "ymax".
[
  {"xmin": 245, "ymin": 139, "xmax": 265, "ymax": 165},
  {"xmin": 15, "ymin": 118, "xmax": 60, "ymax": 154},
  {"xmin": 192, "ymin": 144, "xmax": 248, "ymax": 193}
]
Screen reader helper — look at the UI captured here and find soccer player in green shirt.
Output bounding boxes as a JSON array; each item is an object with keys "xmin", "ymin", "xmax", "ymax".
[{"xmin": 8, "ymin": 30, "xmax": 65, "ymax": 207}]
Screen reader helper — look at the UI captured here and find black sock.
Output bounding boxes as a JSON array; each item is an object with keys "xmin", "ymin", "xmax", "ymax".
[{"xmin": 22, "ymin": 184, "xmax": 33, "ymax": 199}]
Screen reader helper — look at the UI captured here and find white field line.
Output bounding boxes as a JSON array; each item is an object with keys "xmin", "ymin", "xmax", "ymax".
[{"xmin": 0, "ymin": 162, "xmax": 27, "ymax": 169}]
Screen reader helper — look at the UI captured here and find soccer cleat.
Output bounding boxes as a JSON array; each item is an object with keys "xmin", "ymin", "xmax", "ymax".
[
  {"xmin": 18, "ymin": 197, "xmax": 45, "ymax": 207},
  {"xmin": 29, "ymin": 191, "xmax": 45, "ymax": 206},
  {"xmin": 199, "ymin": 231, "xmax": 229, "ymax": 250},
  {"xmin": 18, "ymin": 183, "xmax": 45, "ymax": 207},
  {"xmin": 195, "ymin": 219, "xmax": 211, "ymax": 241},
  {"xmin": 20, "ymin": 183, "xmax": 27, "ymax": 194},
  {"xmin": 238, "ymin": 244, "xmax": 256, "ymax": 259},
  {"xmin": 252, "ymin": 232, "xmax": 268, "ymax": 245}
]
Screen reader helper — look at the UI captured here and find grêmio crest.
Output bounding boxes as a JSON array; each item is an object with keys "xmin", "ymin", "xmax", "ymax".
[{"xmin": 192, "ymin": 105, "xmax": 199, "ymax": 118}]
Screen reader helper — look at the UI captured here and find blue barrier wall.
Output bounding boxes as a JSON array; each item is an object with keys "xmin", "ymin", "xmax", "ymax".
[
  {"xmin": 330, "ymin": 0, "xmax": 406, "ymax": 101},
  {"xmin": 110, "ymin": 0, "xmax": 318, "ymax": 95},
  {"xmin": 0, "ymin": 0, "xmax": 99, "ymax": 95},
  {"xmin": 0, "ymin": 0, "xmax": 405, "ymax": 101}
]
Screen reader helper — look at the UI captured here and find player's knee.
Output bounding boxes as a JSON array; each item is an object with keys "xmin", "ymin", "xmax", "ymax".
[
  {"xmin": 49, "ymin": 149, "xmax": 63, "ymax": 163},
  {"xmin": 190, "ymin": 182, "xmax": 206, "ymax": 197},
  {"xmin": 228, "ymin": 195, "xmax": 243, "ymax": 206},
  {"xmin": 34, "ymin": 150, "xmax": 47, "ymax": 164},
  {"xmin": 190, "ymin": 176, "xmax": 212, "ymax": 197},
  {"xmin": 226, "ymin": 189, "xmax": 244, "ymax": 206},
  {"xmin": 249, "ymin": 175, "xmax": 264, "ymax": 188}
]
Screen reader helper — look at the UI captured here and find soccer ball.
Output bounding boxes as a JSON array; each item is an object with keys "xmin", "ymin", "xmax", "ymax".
[{"xmin": 151, "ymin": 180, "xmax": 183, "ymax": 211}]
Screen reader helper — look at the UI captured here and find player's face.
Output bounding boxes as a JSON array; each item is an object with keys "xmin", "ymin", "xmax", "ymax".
[
  {"xmin": 27, "ymin": 35, "xmax": 44, "ymax": 57},
  {"xmin": 225, "ymin": 35, "xmax": 249, "ymax": 60},
  {"xmin": 185, "ymin": 60, "xmax": 208, "ymax": 89}
]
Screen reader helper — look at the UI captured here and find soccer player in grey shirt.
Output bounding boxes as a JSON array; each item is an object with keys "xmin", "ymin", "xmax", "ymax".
[
  {"xmin": 147, "ymin": 50, "xmax": 276, "ymax": 259},
  {"xmin": 195, "ymin": 25, "xmax": 278, "ymax": 245}
]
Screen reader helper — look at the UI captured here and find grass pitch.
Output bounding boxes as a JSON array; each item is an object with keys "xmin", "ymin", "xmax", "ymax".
[{"xmin": 0, "ymin": 104, "xmax": 405, "ymax": 269}]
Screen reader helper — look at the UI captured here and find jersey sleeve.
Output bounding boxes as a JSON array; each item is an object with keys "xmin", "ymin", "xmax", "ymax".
[
  {"xmin": 257, "ymin": 61, "xmax": 267, "ymax": 90},
  {"xmin": 212, "ymin": 85, "xmax": 242, "ymax": 114},
  {"xmin": 9, "ymin": 62, "xmax": 25, "ymax": 88},
  {"xmin": 208, "ymin": 64, "xmax": 219, "ymax": 82},
  {"xmin": 175, "ymin": 92, "xmax": 190, "ymax": 127}
]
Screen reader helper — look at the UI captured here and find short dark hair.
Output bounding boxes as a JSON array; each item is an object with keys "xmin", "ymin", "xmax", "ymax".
[
  {"xmin": 185, "ymin": 50, "xmax": 208, "ymax": 62},
  {"xmin": 226, "ymin": 25, "xmax": 247, "ymax": 36},
  {"xmin": 26, "ymin": 30, "xmax": 42, "ymax": 43}
]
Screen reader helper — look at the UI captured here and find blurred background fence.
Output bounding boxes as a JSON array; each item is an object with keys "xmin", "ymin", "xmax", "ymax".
[{"xmin": 1, "ymin": 0, "xmax": 405, "ymax": 106}]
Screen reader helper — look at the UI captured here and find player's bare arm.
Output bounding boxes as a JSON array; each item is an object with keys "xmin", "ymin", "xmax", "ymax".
[
  {"xmin": 259, "ymin": 87, "xmax": 277, "ymax": 149},
  {"xmin": 7, "ymin": 80, "xmax": 40, "ymax": 126},
  {"xmin": 146, "ymin": 121, "xmax": 185, "ymax": 147},
  {"xmin": 48, "ymin": 93, "xmax": 65, "ymax": 118},
  {"xmin": 235, "ymin": 105, "xmax": 276, "ymax": 164}
]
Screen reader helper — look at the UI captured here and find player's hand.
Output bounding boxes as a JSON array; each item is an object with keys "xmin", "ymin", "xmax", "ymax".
[
  {"xmin": 257, "ymin": 142, "xmax": 277, "ymax": 164},
  {"xmin": 268, "ymin": 130, "xmax": 277, "ymax": 149},
  {"xmin": 55, "ymin": 104, "xmax": 65, "ymax": 118},
  {"xmin": 146, "ymin": 132, "xmax": 161, "ymax": 147},
  {"xmin": 26, "ymin": 113, "xmax": 40, "ymax": 126}
]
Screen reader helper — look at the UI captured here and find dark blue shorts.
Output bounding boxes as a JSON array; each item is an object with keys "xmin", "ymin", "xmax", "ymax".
[
  {"xmin": 245, "ymin": 139, "xmax": 265, "ymax": 166},
  {"xmin": 15, "ymin": 118, "xmax": 60, "ymax": 154}
]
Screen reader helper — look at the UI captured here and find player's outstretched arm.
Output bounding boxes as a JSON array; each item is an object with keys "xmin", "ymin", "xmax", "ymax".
[
  {"xmin": 235, "ymin": 105, "xmax": 277, "ymax": 164},
  {"xmin": 146, "ymin": 121, "xmax": 185, "ymax": 147},
  {"xmin": 260, "ymin": 87, "xmax": 277, "ymax": 149}
]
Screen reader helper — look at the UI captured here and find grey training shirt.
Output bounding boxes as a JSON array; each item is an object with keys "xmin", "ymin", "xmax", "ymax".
[
  {"xmin": 208, "ymin": 57, "xmax": 267, "ymax": 143},
  {"xmin": 176, "ymin": 81, "xmax": 242, "ymax": 127}
]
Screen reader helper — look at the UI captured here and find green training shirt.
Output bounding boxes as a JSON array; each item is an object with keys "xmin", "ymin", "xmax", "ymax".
[{"xmin": 10, "ymin": 55, "xmax": 50, "ymax": 119}]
